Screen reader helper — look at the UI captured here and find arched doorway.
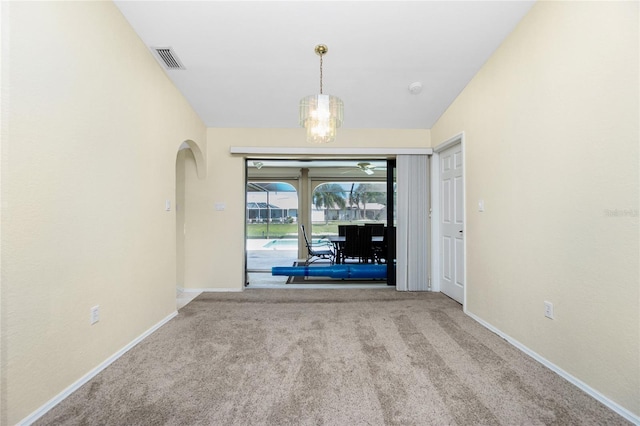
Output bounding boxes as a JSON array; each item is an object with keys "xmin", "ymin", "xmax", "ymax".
[{"xmin": 175, "ymin": 140, "xmax": 205, "ymax": 308}]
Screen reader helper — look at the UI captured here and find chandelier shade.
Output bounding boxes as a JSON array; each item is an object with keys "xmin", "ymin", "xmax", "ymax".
[
  {"xmin": 299, "ymin": 44, "xmax": 343, "ymax": 144},
  {"xmin": 299, "ymin": 94, "xmax": 344, "ymax": 144}
]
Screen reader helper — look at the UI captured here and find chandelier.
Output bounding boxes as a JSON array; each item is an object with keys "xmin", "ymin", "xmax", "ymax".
[{"xmin": 299, "ymin": 44, "xmax": 344, "ymax": 144}]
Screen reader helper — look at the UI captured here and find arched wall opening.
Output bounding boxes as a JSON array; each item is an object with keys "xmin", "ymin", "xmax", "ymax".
[{"xmin": 175, "ymin": 139, "xmax": 206, "ymax": 305}]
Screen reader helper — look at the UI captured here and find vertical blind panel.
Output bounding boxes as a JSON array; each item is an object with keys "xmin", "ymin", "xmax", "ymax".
[{"xmin": 396, "ymin": 155, "xmax": 430, "ymax": 291}]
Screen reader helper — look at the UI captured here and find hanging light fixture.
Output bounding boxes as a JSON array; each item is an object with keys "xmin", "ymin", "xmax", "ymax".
[{"xmin": 299, "ymin": 44, "xmax": 343, "ymax": 144}]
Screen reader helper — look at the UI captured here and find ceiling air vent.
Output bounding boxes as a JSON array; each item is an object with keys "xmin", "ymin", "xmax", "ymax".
[{"xmin": 152, "ymin": 47, "xmax": 185, "ymax": 70}]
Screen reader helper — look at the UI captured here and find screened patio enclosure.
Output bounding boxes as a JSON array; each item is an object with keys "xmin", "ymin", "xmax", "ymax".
[{"xmin": 246, "ymin": 202, "xmax": 289, "ymax": 223}]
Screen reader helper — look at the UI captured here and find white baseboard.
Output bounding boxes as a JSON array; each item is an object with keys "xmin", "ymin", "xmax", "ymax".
[
  {"xmin": 465, "ymin": 310, "xmax": 640, "ymax": 425},
  {"xmin": 186, "ymin": 287, "xmax": 243, "ymax": 292},
  {"xmin": 19, "ymin": 311, "xmax": 178, "ymax": 426}
]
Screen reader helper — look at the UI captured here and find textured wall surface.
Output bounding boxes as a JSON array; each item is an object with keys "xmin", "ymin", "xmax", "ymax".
[
  {"xmin": 431, "ymin": 1, "xmax": 639, "ymax": 416},
  {"xmin": 2, "ymin": 2, "xmax": 206, "ymax": 423}
]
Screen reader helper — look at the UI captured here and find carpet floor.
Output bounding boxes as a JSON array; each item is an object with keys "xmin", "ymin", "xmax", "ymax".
[{"xmin": 37, "ymin": 290, "xmax": 628, "ymax": 425}]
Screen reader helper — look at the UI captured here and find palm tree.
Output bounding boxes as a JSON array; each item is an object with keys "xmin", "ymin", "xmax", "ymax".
[
  {"xmin": 348, "ymin": 183, "xmax": 360, "ymax": 221},
  {"xmin": 354, "ymin": 183, "xmax": 385, "ymax": 220},
  {"xmin": 313, "ymin": 184, "xmax": 347, "ymax": 224}
]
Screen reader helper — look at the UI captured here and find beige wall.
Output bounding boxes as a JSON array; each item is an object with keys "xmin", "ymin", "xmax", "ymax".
[
  {"xmin": 185, "ymin": 128, "xmax": 430, "ymax": 290},
  {"xmin": 431, "ymin": 1, "xmax": 639, "ymax": 416},
  {"xmin": 1, "ymin": 2, "xmax": 206, "ymax": 423},
  {"xmin": 5, "ymin": 0, "xmax": 636, "ymax": 422}
]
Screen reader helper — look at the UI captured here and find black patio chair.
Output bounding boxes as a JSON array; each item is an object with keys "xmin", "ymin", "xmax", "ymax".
[
  {"xmin": 301, "ymin": 225, "xmax": 335, "ymax": 265},
  {"xmin": 336, "ymin": 225, "xmax": 357, "ymax": 263},
  {"xmin": 374, "ymin": 226, "xmax": 396, "ymax": 264},
  {"xmin": 364, "ymin": 223, "xmax": 385, "ymax": 236},
  {"xmin": 342, "ymin": 225, "xmax": 374, "ymax": 264}
]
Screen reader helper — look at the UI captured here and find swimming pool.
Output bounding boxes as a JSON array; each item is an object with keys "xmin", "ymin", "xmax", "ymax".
[{"xmin": 262, "ymin": 238, "xmax": 325, "ymax": 249}]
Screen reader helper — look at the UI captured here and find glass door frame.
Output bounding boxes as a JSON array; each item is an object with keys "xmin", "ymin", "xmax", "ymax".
[{"xmin": 386, "ymin": 159, "xmax": 397, "ymax": 286}]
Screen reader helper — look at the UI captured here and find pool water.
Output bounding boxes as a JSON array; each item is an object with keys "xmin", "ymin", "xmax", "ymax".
[{"xmin": 263, "ymin": 238, "xmax": 325, "ymax": 248}]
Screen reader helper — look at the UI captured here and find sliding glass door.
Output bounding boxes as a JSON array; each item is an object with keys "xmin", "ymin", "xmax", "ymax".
[
  {"xmin": 244, "ymin": 158, "xmax": 397, "ymax": 286},
  {"xmin": 246, "ymin": 180, "xmax": 299, "ymax": 283}
]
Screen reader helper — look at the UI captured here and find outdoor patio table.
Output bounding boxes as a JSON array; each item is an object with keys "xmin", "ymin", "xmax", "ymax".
[{"xmin": 327, "ymin": 235, "xmax": 383, "ymax": 264}]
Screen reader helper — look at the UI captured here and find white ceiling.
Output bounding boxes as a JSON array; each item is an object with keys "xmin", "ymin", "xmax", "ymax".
[{"xmin": 114, "ymin": 1, "xmax": 535, "ymax": 130}]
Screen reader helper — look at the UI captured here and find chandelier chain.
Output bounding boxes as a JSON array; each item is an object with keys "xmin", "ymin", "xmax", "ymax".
[{"xmin": 319, "ymin": 54, "xmax": 323, "ymax": 94}]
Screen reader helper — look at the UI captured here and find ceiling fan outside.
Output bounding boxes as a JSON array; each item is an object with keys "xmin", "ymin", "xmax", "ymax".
[{"xmin": 357, "ymin": 162, "xmax": 376, "ymax": 175}]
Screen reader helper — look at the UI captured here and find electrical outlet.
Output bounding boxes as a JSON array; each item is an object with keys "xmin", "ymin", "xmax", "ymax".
[
  {"xmin": 544, "ymin": 301, "xmax": 554, "ymax": 319},
  {"xmin": 90, "ymin": 305, "xmax": 100, "ymax": 325}
]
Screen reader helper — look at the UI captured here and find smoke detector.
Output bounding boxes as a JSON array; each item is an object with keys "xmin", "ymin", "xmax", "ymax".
[{"xmin": 408, "ymin": 82, "xmax": 423, "ymax": 95}]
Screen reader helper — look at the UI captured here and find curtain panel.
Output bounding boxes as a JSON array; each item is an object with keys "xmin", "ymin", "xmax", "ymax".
[{"xmin": 396, "ymin": 155, "xmax": 430, "ymax": 291}]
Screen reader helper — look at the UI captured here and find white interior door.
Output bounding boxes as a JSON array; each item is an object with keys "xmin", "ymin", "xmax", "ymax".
[{"xmin": 439, "ymin": 143, "xmax": 464, "ymax": 303}]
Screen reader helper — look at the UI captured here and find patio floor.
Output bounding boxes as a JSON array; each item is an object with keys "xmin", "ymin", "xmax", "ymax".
[{"xmin": 246, "ymin": 238, "xmax": 390, "ymax": 289}]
